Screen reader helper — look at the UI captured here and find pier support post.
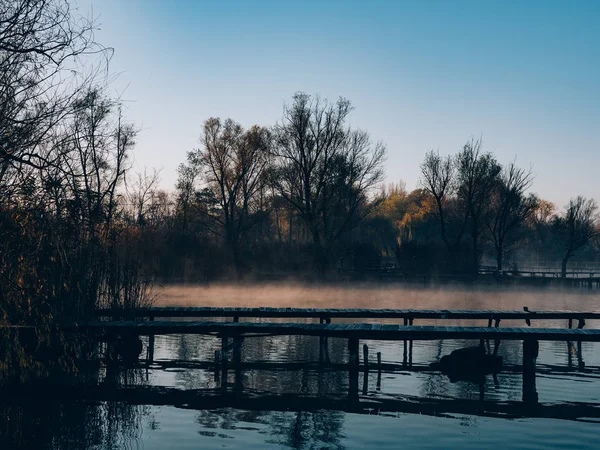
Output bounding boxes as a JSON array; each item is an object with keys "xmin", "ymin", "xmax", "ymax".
[
  {"xmin": 348, "ymin": 338, "xmax": 359, "ymax": 400},
  {"xmin": 493, "ymin": 339, "xmax": 501, "ymax": 356},
  {"xmin": 408, "ymin": 318, "xmax": 414, "ymax": 367},
  {"xmin": 376, "ymin": 352, "xmax": 382, "ymax": 391},
  {"xmin": 522, "ymin": 339, "xmax": 539, "ymax": 404},
  {"xmin": 221, "ymin": 335, "xmax": 229, "ymax": 390},
  {"xmin": 319, "ymin": 317, "xmax": 330, "ymax": 364},
  {"xmin": 403, "ymin": 318, "xmax": 408, "ymax": 366},
  {"xmin": 362, "ymin": 344, "xmax": 369, "ymax": 394},
  {"xmin": 232, "ymin": 335, "xmax": 243, "ymax": 365},
  {"xmin": 147, "ymin": 315, "xmax": 155, "ymax": 362},
  {"xmin": 577, "ymin": 341, "xmax": 585, "ymax": 371},
  {"xmin": 567, "ymin": 341, "xmax": 573, "ymax": 368},
  {"xmin": 233, "ymin": 335, "xmax": 244, "ymax": 393}
]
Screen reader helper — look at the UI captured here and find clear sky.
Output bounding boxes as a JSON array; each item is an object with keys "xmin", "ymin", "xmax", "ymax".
[{"xmin": 89, "ymin": 0, "xmax": 599, "ymax": 208}]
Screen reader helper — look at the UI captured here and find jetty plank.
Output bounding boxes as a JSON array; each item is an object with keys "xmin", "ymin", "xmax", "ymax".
[
  {"xmin": 62, "ymin": 321, "xmax": 600, "ymax": 342},
  {"xmin": 95, "ymin": 307, "xmax": 600, "ymax": 322}
]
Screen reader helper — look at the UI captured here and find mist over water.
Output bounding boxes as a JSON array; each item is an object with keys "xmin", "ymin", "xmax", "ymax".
[{"xmin": 157, "ymin": 282, "xmax": 600, "ymax": 312}]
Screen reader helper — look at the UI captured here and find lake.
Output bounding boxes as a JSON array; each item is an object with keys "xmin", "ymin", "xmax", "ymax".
[{"xmin": 1, "ymin": 283, "xmax": 599, "ymax": 449}]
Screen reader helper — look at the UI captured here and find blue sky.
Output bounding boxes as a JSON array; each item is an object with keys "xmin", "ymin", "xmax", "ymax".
[{"xmin": 90, "ymin": 0, "xmax": 599, "ymax": 208}]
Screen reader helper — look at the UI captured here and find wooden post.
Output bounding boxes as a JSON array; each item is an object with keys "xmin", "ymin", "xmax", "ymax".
[
  {"xmin": 403, "ymin": 318, "xmax": 408, "ymax": 366},
  {"xmin": 233, "ymin": 316, "xmax": 239, "ymax": 323},
  {"xmin": 408, "ymin": 318, "xmax": 414, "ymax": 366},
  {"xmin": 233, "ymin": 335, "xmax": 243, "ymax": 393},
  {"xmin": 221, "ymin": 335, "xmax": 229, "ymax": 390},
  {"xmin": 568, "ymin": 318, "xmax": 573, "ymax": 329},
  {"xmin": 485, "ymin": 318, "xmax": 492, "ymax": 353},
  {"xmin": 494, "ymin": 319, "xmax": 501, "ymax": 328},
  {"xmin": 376, "ymin": 351, "xmax": 382, "ymax": 391},
  {"xmin": 362, "ymin": 344, "xmax": 369, "ymax": 395},
  {"xmin": 362, "ymin": 345, "xmax": 369, "ymax": 395},
  {"xmin": 147, "ymin": 314, "xmax": 155, "ymax": 362},
  {"xmin": 493, "ymin": 339, "xmax": 501, "ymax": 356},
  {"xmin": 214, "ymin": 350, "xmax": 220, "ymax": 383},
  {"xmin": 567, "ymin": 341, "xmax": 573, "ymax": 368},
  {"xmin": 522, "ymin": 339, "xmax": 539, "ymax": 404},
  {"xmin": 319, "ymin": 336, "xmax": 325, "ymax": 364},
  {"xmin": 348, "ymin": 338, "xmax": 359, "ymax": 400},
  {"xmin": 349, "ymin": 338, "xmax": 359, "ymax": 366},
  {"xmin": 577, "ymin": 341, "xmax": 584, "ymax": 371},
  {"xmin": 233, "ymin": 335, "xmax": 243, "ymax": 365}
]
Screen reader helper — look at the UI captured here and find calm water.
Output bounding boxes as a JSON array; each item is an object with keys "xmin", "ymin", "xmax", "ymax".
[{"xmin": 2, "ymin": 284, "xmax": 600, "ymax": 449}]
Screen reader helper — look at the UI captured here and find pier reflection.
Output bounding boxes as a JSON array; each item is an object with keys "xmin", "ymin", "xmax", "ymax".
[{"xmin": 1, "ymin": 333, "xmax": 600, "ymax": 450}]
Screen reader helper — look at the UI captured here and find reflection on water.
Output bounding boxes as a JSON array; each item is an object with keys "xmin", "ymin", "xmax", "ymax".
[{"xmin": 1, "ymin": 285, "xmax": 600, "ymax": 449}]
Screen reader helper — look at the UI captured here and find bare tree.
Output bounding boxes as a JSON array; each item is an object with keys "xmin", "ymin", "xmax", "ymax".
[
  {"xmin": 486, "ymin": 162, "xmax": 538, "ymax": 271},
  {"xmin": 126, "ymin": 168, "xmax": 162, "ymax": 226},
  {"xmin": 455, "ymin": 138, "xmax": 501, "ymax": 273},
  {"xmin": 0, "ymin": 0, "xmax": 107, "ymax": 170},
  {"xmin": 553, "ymin": 196, "xmax": 598, "ymax": 277},
  {"xmin": 420, "ymin": 150, "xmax": 454, "ymax": 248},
  {"xmin": 271, "ymin": 92, "xmax": 386, "ymax": 273},
  {"xmin": 182, "ymin": 118, "xmax": 270, "ymax": 277}
]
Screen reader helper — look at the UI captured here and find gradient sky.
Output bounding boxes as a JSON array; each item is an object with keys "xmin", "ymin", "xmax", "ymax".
[{"xmin": 89, "ymin": 0, "xmax": 599, "ymax": 208}]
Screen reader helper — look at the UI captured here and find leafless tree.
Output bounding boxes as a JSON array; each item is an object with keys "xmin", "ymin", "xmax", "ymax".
[
  {"xmin": 126, "ymin": 168, "xmax": 162, "ymax": 226},
  {"xmin": 486, "ymin": 162, "xmax": 538, "ymax": 271},
  {"xmin": 420, "ymin": 150, "xmax": 454, "ymax": 248},
  {"xmin": 181, "ymin": 118, "xmax": 270, "ymax": 276},
  {"xmin": 0, "ymin": 0, "xmax": 108, "ymax": 171},
  {"xmin": 271, "ymin": 92, "xmax": 386, "ymax": 273},
  {"xmin": 553, "ymin": 196, "xmax": 598, "ymax": 277},
  {"xmin": 455, "ymin": 138, "xmax": 501, "ymax": 272}
]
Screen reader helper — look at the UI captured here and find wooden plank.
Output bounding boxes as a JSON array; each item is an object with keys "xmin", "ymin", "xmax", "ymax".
[
  {"xmin": 62, "ymin": 321, "xmax": 600, "ymax": 342},
  {"xmin": 93, "ymin": 307, "xmax": 600, "ymax": 322}
]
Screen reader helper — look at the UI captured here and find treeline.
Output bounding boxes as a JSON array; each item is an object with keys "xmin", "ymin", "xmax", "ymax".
[
  {"xmin": 129, "ymin": 93, "xmax": 387, "ymax": 280},
  {"xmin": 128, "ymin": 131, "xmax": 599, "ymax": 282}
]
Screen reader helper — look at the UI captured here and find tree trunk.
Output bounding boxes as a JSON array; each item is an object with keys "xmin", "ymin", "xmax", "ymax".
[
  {"xmin": 561, "ymin": 255, "xmax": 569, "ymax": 278},
  {"xmin": 311, "ymin": 228, "xmax": 328, "ymax": 277},
  {"xmin": 496, "ymin": 249, "xmax": 503, "ymax": 273},
  {"xmin": 471, "ymin": 232, "xmax": 480, "ymax": 276}
]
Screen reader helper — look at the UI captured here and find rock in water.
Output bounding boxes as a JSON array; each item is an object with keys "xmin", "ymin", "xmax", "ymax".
[{"xmin": 432, "ymin": 346, "xmax": 503, "ymax": 383}]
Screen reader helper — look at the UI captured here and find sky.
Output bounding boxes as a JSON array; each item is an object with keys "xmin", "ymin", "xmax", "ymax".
[{"xmin": 87, "ymin": 0, "xmax": 599, "ymax": 208}]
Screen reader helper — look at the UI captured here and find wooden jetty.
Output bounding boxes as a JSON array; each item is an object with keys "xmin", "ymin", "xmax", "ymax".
[
  {"xmin": 68, "ymin": 307, "xmax": 600, "ymax": 405},
  {"xmin": 69, "ymin": 320, "xmax": 600, "ymax": 341},
  {"xmin": 95, "ymin": 306, "xmax": 600, "ymax": 327}
]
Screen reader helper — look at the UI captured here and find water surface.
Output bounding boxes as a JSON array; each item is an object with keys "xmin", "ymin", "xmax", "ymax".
[{"xmin": 2, "ymin": 284, "xmax": 599, "ymax": 449}]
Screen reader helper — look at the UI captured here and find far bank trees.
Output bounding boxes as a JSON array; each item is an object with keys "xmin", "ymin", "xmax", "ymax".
[
  {"xmin": 176, "ymin": 93, "xmax": 386, "ymax": 277},
  {"xmin": 178, "ymin": 118, "xmax": 270, "ymax": 277},
  {"xmin": 270, "ymin": 93, "xmax": 386, "ymax": 273},
  {"xmin": 554, "ymin": 197, "xmax": 598, "ymax": 277},
  {"xmin": 420, "ymin": 140, "xmax": 544, "ymax": 274}
]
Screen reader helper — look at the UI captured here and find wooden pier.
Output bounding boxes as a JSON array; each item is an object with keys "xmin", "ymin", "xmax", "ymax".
[
  {"xmin": 69, "ymin": 320, "xmax": 600, "ymax": 341},
  {"xmin": 95, "ymin": 306, "xmax": 600, "ymax": 325},
  {"xmin": 68, "ymin": 307, "xmax": 600, "ymax": 405}
]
